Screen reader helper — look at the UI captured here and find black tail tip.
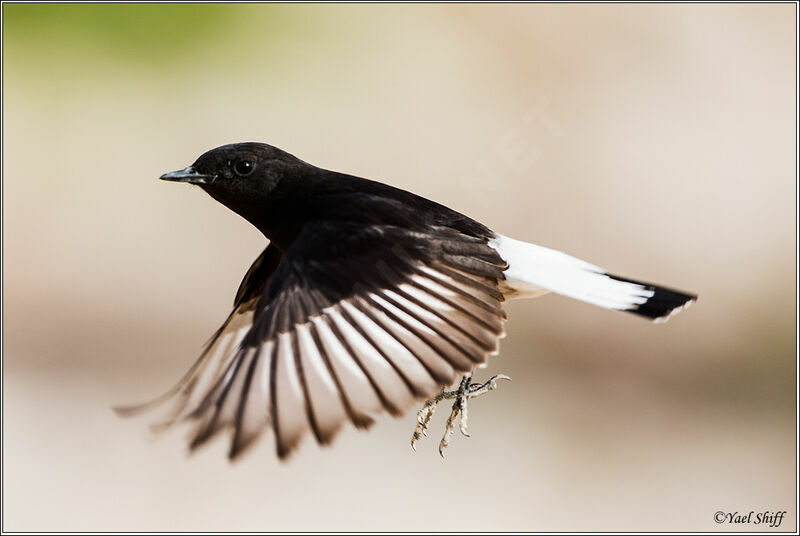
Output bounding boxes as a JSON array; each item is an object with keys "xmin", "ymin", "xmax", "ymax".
[
  {"xmin": 642, "ymin": 290, "xmax": 696, "ymax": 322},
  {"xmin": 634, "ymin": 286, "xmax": 696, "ymax": 322},
  {"xmin": 608, "ymin": 274, "xmax": 697, "ymax": 322}
]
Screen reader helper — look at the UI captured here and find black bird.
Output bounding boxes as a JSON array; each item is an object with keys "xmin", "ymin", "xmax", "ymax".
[{"xmin": 116, "ymin": 142, "xmax": 696, "ymax": 460}]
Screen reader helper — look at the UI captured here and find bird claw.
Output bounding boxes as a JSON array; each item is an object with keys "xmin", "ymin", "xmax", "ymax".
[
  {"xmin": 411, "ymin": 373, "xmax": 511, "ymax": 456},
  {"xmin": 411, "ymin": 400, "xmax": 437, "ymax": 451}
]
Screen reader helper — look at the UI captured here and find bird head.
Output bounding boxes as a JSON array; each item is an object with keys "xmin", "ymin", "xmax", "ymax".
[{"xmin": 160, "ymin": 142, "xmax": 305, "ymax": 232}]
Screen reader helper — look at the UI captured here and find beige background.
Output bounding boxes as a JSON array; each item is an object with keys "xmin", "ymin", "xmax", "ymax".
[{"xmin": 3, "ymin": 3, "xmax": 796, "ymax": 532}]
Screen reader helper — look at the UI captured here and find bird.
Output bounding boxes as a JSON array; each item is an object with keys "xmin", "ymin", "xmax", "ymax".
[{"xmin": 115, "ymin": 141, "xmax": 696, "ymax": 461}]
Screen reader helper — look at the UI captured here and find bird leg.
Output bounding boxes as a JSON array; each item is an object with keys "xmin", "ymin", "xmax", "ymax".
[{"xmin": 411, "ymin": 372, "xmax": 511, "ymax": 456}]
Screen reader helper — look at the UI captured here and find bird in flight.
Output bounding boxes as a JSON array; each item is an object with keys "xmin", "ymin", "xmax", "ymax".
[{"xmin": 116, "ymin": 142, "xmax": 696, "ymax": 460}]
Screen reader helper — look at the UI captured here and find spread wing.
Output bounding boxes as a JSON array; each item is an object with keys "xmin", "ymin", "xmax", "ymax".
[{"xmin": 117, "ymin": 221, "xmax": 508, "ymax": 460}]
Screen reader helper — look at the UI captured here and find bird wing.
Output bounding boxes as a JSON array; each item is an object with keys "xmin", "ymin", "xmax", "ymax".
[{"xmin": 120, "ymin": 221, "xmax": 509, "ymax": 460}]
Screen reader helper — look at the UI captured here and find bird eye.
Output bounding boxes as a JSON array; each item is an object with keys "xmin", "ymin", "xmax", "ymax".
[{"xmin": 234, "ymin": 160, "xmax": 254, "ymax": 176}]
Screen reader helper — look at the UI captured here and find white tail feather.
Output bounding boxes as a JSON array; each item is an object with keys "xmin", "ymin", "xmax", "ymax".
[{"xmin": 489, "ymin": 234, "xmax": 654, "ymax": 310}]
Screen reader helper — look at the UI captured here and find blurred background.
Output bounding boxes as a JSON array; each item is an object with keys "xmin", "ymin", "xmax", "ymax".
[{"xmin": 2, "ymin": 3, "xmax": 796, "ymax": 532}]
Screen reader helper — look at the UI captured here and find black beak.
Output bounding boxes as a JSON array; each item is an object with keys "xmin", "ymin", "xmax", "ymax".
[{"xmin": 159, "ymin": 166, "xmax": 216, "ymax": 185}]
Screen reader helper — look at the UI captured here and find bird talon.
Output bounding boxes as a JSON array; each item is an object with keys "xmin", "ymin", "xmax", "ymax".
[
  {"xmin": 459, "ymin": 418, "xmax": 470, "ymax": 437},
  {"xmin": 410, "ymin": 372, "xmax": 510, "ymax": 453}
]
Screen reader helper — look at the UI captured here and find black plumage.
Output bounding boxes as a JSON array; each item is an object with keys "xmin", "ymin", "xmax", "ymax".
[{"xmin": 117, "ymin": 142, "xmax": 696, "ymax": 460}]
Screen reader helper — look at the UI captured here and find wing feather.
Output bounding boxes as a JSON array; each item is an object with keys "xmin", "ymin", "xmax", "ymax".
[
  {"xmin": 273, "ymin": 332, "xmax": 311, "ymax": 458},
  {"xmin": 340, "ymin": 300, "xmax": 438, "ymax": 397},
  {"xmin": 352, "ymin": 296, "xmax": 457, "ymax": 385},
  {"xmin": 310, "ymin": 315, "xmax": 384, "ymax": 423},
  {"xmin": 118, "ymin": 223, "xmax": 509, "ymax": 460},
  {"xmin": 295, "ymin": 322, "xmax": 349, "ymax": 444},
  {"xmin": 230, "ymin": 346, "xmax": 269, "ymax": 458}
]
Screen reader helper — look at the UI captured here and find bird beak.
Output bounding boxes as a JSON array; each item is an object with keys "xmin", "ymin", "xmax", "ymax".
[{"xmin": 159, "ymin": 166, "xmax": 216, "ymax": 185}]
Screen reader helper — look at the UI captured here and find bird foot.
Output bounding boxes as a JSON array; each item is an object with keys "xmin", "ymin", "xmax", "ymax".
[{"xmin": 411, "ymin": 373, "xmax": 511, "ymax": 456}]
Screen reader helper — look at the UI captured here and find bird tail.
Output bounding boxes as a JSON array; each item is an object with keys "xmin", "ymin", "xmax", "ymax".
[{"xmin": 489, "ymin": 234, "xmax": 696, "ymax": 322}]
